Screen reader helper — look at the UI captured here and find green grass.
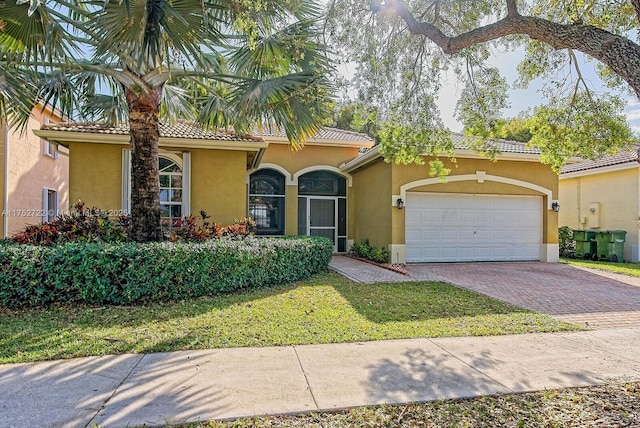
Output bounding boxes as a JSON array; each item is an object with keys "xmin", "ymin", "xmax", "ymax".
[
  {"xmin": 563, "ymin": 257, "xmax": 640, "ymax": 278},
  {"xmin": 174, "ymin": 381, "xmax": 640, "ymax": 428},
  {"xmin": 0, "ymin": 272, "xmax": 578, "ymax": 364}
]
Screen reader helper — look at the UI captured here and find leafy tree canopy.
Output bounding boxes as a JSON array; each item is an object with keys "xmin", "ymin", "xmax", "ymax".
[{"xmin": 326, "ymin": 0, "xmax": 640, "ymax": 172}]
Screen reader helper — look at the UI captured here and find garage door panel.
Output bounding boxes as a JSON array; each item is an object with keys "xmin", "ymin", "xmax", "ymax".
[{"xmin": 406, "ymin": 193, "xmax": 542, "ymax": 263}]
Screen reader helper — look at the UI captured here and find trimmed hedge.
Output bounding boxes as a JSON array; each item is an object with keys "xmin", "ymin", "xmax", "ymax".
[{"xmin": 0, "ymin": 236, "xmax": 333, "ymax": 307}]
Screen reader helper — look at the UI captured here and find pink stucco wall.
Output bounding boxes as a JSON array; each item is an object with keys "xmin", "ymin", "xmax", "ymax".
[{"xmin": 1, "ymin": 108, "xmax": 69, "ymax": 237}]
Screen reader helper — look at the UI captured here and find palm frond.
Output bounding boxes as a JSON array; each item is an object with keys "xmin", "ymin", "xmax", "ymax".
[{"xmin": 228, "ymin": 72, "xmax": 332, "ymax": 146}]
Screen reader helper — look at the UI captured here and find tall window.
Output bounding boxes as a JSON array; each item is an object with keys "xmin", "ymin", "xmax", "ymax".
[
  {"xmin": 42, "ymin": 188, "xmax": 58, "ymax": 222},
  {"xmin": 249, "ymin": 169, "xmax": 285, "ymax": 235},
  {"xmin": 159, "ymin": 157, "xmax": 183, "ymax": 230}
]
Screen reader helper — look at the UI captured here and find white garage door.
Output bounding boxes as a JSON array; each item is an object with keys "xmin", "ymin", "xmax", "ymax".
[{"xmin": 406, "ymin": 193, "xmax": 542, "ymax": 263}]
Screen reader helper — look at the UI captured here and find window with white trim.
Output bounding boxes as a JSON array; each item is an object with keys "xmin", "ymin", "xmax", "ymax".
[
  {"xmin": 42, "ymin": 188, "xmax": 58, "ymax": 222},
  {"xmin": 42, "ymin": 117, "xmax": 59, "ymax": 159},
  {"xmin": 159, "ymin": 157, "xmax": 183, "ymax": 231},
  {"xmin": 121, "ymin": 150, "xmax": 191, "ymax": 229}
]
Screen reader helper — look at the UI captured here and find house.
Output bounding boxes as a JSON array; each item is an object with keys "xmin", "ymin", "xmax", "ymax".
[
  {"xmin": 35, "ymin": 124, "xmax": 560, "ymax": 264},
  {"xmin": 1, "ymin": 106, "xmax": 68, "ymax": 238},
  {"xmin": 559, "ymin": 150, "xmax": 640, "ymax": 262}
]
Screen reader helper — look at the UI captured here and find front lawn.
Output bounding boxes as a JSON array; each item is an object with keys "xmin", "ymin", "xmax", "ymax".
[
  {"xmin": 563, "ymin": 258, "xmax": 640, "ymax": 278},
  {"xmin": 0, "ymin": 273, "xmax": 578, "ymax": 364}
]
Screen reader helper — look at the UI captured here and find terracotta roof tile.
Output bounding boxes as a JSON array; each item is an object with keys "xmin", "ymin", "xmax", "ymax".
[
  {"xmin": 256, "ymin": 126, "xmax": 373, "ymax": 142},
  {"xmin": 450, "ymin": 133, "xmax": 541, "ymax": 154},
  {"xmin": 560, "ymin": 151, "xmax": 639, "ymax": 174},
  {"xmin": 41, "ymin": 121, "xmax": 264, "ymax": 143},
  {"xmin": 41, "ymin": 122, "xmax": 374, "ymax": 144}
]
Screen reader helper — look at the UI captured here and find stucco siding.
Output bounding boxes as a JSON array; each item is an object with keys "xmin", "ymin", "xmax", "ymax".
[
  {"xmin": 351, "ymin": 159, "xmax": 392, "ymax": 248},
  {"xmin": 69, "ymin": 142, "xmax": 123, "ymax": 213},
  {"xmin": 190, "ymin": 149, "xmax": 247, "ymax": 225},
  {"xmin": 559, "ymin": 168, "xmax": 639, "ymax": 261},
  {"xmin": 261, "ymin": 144, "xmax": 360, "ymax": 175},
  {"xmin": 5, "ymin": 110, "xmax": 68, "ymax": 236}
]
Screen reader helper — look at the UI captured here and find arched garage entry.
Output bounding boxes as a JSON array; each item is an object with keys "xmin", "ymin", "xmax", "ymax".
[{"xmin": 400, "ymin": 173, "xmax": 553, "ymax": 263}]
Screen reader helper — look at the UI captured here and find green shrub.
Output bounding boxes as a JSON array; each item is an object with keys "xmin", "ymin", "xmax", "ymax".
[
  {"xmin": 0, "ymin": 236, "xmax": 333, "ymax": 307},
  {"xmin": 350, "ymin": 239, "xmax": 389, "ymax": 263},
  {"xmin": 558, "ymin": 226, "xmax": 575, "ymax": 258}
]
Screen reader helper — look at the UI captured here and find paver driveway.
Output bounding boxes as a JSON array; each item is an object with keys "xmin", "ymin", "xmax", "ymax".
[
  {"xmin": 407, "ymin": 262, "xmax": 640, "ymax": 330},
  {"xmin": 329, "ymin": 256, "xmax": 640, "ymax": 330}
]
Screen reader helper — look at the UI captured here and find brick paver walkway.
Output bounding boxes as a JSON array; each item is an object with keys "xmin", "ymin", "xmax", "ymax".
[{"xmin": 330, "ymin": 256, "xmax": 640, "ymax": 330}]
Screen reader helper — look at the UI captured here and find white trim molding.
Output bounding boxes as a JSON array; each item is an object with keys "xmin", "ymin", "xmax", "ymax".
[
  {"xmin": 247, "ymin": 163, "xmax": 294, "ymax": 185},
  {"xmin": 541, "ymin": 244, "xmax": 560, "ymax": 263},
  {"xmin": 388, "ymin": 244, "xmax": 406, "ymax": 264},
  {"xmin": 398, "ymin": 172, "xmax": 556, "ymax": 210},
  {"xmin": 293, "ymin": 165, "xmax": 353, "ymax": 187}
]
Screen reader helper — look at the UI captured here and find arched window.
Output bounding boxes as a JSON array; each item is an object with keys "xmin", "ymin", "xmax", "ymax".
[
  {"xmin": 159, "ymin": 156, "xmax": 183, "ymax": 230},
  {"xmin": 249, "ymin": 169, "xmax": 285, "ymax": 235},
  {"xmin": 298, "ymin": 170, "xmax": 347, "ymax": 196}
]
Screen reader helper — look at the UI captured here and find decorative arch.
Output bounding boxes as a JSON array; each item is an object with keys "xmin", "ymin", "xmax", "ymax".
[
  {"xmin": 293, "ymin": 165, "xmax": 352, "ymax": 187},
  {"xmin": 247, "ymin": 163, "xmax": 293, "ymax": 185},
  {"xmin": 158, "ymin": 151, "xmax": 183, "ymax": 168},
  {"xmin": 397, "ymin": 172, "xmax": 555, "ymax": 210}
]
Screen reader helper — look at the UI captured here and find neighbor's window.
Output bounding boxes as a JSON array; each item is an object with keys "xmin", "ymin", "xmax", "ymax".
[
  {"xmin": 249, "ymin": 169, "xmax": 285, "ymax": 235},
  {"xmin": 42, "ymin": 188, "xmax": 58, "ymax": 222},
  {"xmin": 42, "ymin": 117, "xmax": 59, "ymax": 159}
]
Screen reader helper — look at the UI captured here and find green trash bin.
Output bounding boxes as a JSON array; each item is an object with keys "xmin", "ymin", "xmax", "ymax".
[
  {"xmin": 608, "ymin": 230, "xmax": 627, "ymax": 262},
  {"xmin": 594, "ymin": 231, "xmax": 612, "ymax": 261},
  {"xmin": 573, "ymin": 230, "xmax": 596, "ymax": 259},
  {"xmin": 594, "ymin": 230, "xmax": 626, "ymax": 262}
]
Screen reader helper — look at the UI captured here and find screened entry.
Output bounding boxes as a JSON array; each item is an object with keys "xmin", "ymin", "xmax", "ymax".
[
  {"xmin": 249, "ymin": 169, "xmax": 286, "ymax": 235},
  {"xmin": 298, "ymin": 170, "xmax": 347, "ymax": 252}
]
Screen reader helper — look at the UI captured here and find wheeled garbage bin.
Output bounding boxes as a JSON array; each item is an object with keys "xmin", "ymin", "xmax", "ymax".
[
  {"xmin": 594, "ymin": 230, "xmax": 627, "ymax": 262},
  {"xmin": 573, "ymin": 229, "xmax": 596, "ymax": 260}
]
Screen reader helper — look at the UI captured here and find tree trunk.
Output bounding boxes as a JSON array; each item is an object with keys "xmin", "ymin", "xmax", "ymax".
[{"xmin": 127, "ymin": 88, "xmax": 163, "ymax": 242}]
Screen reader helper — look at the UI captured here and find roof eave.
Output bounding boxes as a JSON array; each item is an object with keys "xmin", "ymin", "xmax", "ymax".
[
  {"xmin": 340, "ymin": 147, "xmax": 546, "ymax": 173},
  {"xmin": 560, "ymin": 161, "xmax": 640, "ymax": 179},
  {"xmin": 34, "ymin": 129, "xmax": 269, "ymax": 151},
  {"xmin": 265, "ymin": 136, "xmax": 374, "ymax": 149}
]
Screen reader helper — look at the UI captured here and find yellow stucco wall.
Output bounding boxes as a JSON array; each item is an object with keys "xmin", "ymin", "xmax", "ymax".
[
  {"xmin": 351, "ymin": 159, "xmax": 392, "ymax": 248},
  {"xmin": 190, "ymin": 149, "xmax": 247, "ymax": 225},
  {"xmin": 69, "ymin": 143, "xmax": 249, "ymax": 225},
  {"xmin": 559, "ymin": 167, "xmax": 639, "ymax": 262},
  {"xmin": 261, "ymin": 144, "xmax": 360, "ymax": 174},
  {"xmin": 68, "ymin": 142, "xmax": 124, "ymax": 212},
  {"xmin": 3, "ymin": 109, "xmax": 68, "ymax": 236},
  {"xmin": 351, "ymin": 155, "xmax": 559, "ymax": 256}
]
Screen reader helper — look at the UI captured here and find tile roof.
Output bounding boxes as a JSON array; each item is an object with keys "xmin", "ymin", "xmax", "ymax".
[
  {"xmin": 41, "ymin": 121, "xmax": 264, "ymax": 143},
  {"xmin": 450, "ymin": 133, "xmax": 541, "ymax": 154},
  {"xmin": 40, "ymin": 122, "xmax": 374, "ymax": 144},
  {"xmin": 560, "ymin": 150, "xmax": 639, "ymax": 175},
  {"xmin": 256, "ymin": 126, "xmax": 373, "ymax": 142}
]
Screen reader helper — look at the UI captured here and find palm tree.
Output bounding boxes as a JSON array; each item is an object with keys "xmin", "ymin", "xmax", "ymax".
[{"xmin": 0, "ymin": 0, "xmax": 331, "ymax": 241}]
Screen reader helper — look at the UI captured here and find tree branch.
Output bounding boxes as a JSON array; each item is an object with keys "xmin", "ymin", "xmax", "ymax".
[
  {"xmin": 631, "ymin": 0, "xmax": 640, "ymax": 25},
  {"xmin": 378, "ymin": 0, "xmax": 640, "ymax": 97}
]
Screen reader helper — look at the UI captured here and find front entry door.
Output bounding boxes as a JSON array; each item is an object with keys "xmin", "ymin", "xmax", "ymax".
[
  {"xmin": 309, "ymin": 198, "xmax": 336, "ymax": 244},
  {"xmin": 299, "ymin": 196, "xmax": 347, "ymax": 252}
]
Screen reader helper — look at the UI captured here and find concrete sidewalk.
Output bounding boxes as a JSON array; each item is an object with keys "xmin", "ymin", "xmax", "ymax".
[{"xmin": 2, "ymin": 329, "xmax": 640, "ymax": 428}]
